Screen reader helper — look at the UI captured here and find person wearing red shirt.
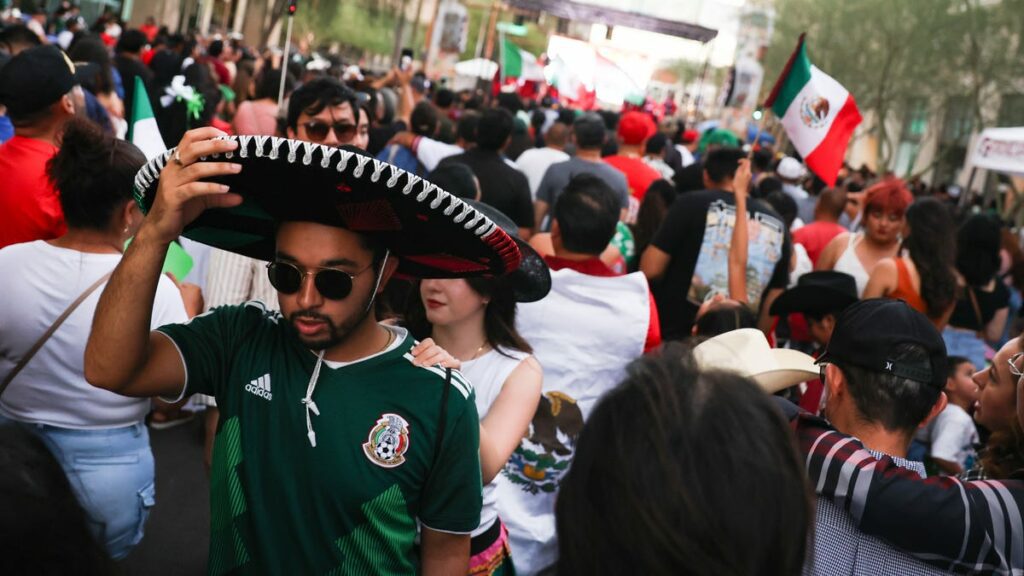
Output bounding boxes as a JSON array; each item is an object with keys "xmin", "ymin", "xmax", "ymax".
[
  {"xmin": 139, "ymin": 16, "xmax": 159, "ymax": 43},
  {"xmin": 0, "ymin": 46, "xmax": 83, "ymax": 248},
  {"xmin": 604, "ymin": 111, "xmax": 661, "ymax": 202},
  {"xmin": 793, "ymin": 186, "xmax": 848, "ymax": 266}
]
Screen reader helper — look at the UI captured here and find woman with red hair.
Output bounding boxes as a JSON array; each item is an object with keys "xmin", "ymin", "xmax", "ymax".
[{"xmin": 817, "ymin": 178, "xmax": 912, "ymax": 296}]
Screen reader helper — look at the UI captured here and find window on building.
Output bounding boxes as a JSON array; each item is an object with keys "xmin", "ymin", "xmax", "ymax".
[
  {"xmin": 893, "ymin": 97, "xmax": 928, "ymax": 177},
  {"xmin": 998, "ymin": 94, "xmax": 1024, "ymax": 127},
  {"xmin": 934, "ymin": 95, "xmax": 974, "ymax": 186}
]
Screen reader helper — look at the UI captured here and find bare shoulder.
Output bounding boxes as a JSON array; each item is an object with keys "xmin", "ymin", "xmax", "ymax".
[
  {"xmin": 817, "ymin": 232, "xmax": 850, "ymax": 269},
  {"xmin": 826, "ymin": 231, "xmax": 851, "ymax": 251},
  {"xmin": 874, "ymin": 257, "xmax": 899, "ymax": 274},
  {"xmin": 863, "ymin": 257, "xmax": 898, "ymax": 298},
  {"xmin": 515, "ymin": 355, "xmax": 543, "ymax": 378}
]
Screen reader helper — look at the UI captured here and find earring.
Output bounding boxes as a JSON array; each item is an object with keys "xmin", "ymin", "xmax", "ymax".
[{"xmin": 123, "ymin": 226, "xmax": 129, "ymax": 234}]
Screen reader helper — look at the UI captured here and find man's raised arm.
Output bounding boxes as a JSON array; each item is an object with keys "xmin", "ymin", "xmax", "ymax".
[{"xmin": 85, "ymin": 128, "xmax": 241, "ymax": 397}]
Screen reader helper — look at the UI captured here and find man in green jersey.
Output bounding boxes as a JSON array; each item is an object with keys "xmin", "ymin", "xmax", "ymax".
[{"xmin": 85, "ymin": 128, "xmax": 523, "ymax": 574}]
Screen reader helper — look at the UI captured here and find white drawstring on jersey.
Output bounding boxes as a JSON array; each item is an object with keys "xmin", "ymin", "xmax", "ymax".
[
  {"xmin": 301, "ymin": 350, "xmax": 325, "ymax": 447},
  {"xmin": 300, "ymin": 250, "xmax": 390, "ymax": 448}
]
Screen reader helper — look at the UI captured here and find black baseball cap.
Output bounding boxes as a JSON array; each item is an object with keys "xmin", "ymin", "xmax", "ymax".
[
  {"xmin": 0, "ymin": 45, "xmax": 91, "ymax": 118},
  {"xmin": 816, "ymin": 298, "xmax": 948, "ymax": 388}
]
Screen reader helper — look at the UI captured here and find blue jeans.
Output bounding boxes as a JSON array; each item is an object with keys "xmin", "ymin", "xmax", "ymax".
[
  {"xmin": 942, "ymin": 327, "xmax": 989, "ymax": 371},
  {"xmin": 0, "ymin": 414, "xmax": 155, "ymax": 559}
]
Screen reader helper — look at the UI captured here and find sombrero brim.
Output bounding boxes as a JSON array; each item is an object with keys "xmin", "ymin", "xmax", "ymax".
[
  {"xmin": 133, "ymin": 136, "xmax": 521, "ymax": 279},
  {"xmin": 769, "ymin": 285, "xmax": 858, "ymax": 317},
  {"xmin": 462, "ymin": 200, "xmax": 550, "ymax": 303},
  {"xmin": 509, "ymin": 237, "xmax": 551, "ymax": 303}
]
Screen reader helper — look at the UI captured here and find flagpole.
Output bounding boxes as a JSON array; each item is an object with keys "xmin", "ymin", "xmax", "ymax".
[
  {"xmin": 748, "ymin": 110, "xmax": 769, "ymax": 159},
  {"xmin": 278, "ymin": 0, "xmax": 298, "ymax": 113}
]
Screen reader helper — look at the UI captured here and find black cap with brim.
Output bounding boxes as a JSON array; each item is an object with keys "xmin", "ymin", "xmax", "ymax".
[
  {"xmin": 0, "ymin": 45, "xmax": 91, "ymax": 118},
  {"xmin": 133, "ymin": 136, "xmax": 521, "ymax": 279},
  {"xmin": 770, "ymin": 271, "xmax": 859, "ymax": 317},
  {"xmin": 465, "ymin": 200, "xmax": 551, "ymax": 303},
  {"xmin": 815, "ymin": 298, "xmax": 948, "ymax": 389}
]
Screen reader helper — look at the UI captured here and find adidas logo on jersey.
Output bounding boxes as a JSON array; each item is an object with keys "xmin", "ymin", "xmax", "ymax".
[{"xmin": 245, "ymin": 374, "xmax": 273, "ymax": 401}]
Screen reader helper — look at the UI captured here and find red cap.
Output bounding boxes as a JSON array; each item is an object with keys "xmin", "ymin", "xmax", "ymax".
[
  {"xmin": 617, "ymin": 111, "xmax": 656, "ymax": 145},
  {"xmin": 681, "ymin": 129, "xmax": 699, "ymax": 144}
]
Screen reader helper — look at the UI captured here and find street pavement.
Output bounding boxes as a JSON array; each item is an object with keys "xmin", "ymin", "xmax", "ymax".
[{"xmin": 123, "ymin": 416, "xmax": 209, "ymax": 575}]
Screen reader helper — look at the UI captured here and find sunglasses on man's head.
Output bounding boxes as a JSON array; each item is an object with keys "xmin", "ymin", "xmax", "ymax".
[
  {"xmin": 302, "ymin": 120, "xmax": 357, "ymax": 144},
  {"xmin": 266, "ymin": 261, "xmax": 373, "ymax": 300}
]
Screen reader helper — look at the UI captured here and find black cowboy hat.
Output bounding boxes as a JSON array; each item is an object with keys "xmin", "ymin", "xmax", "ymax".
[
  {"xmin": 466, "ymin": 201, "xmax": 551, "ymax": 303},
  {"xmin": 769, "ymin": 271, "xmax": 859, "ymax": 317},
  {"xmin": 132, "ymin": 136, "xmax": 521, "ymax": 279}
]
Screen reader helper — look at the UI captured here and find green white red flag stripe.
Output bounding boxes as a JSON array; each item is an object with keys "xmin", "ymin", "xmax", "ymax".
[
  {"xmin": 765, "ymin": 34, "xmax": 861, "ymax": 187},
  {"xmin": 128, "ymin": 76, "xmax": 167, "ymax": 161}
]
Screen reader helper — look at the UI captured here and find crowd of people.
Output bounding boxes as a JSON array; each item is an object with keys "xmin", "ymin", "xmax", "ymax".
[{"xmin": 1, "ymin": 5, "xmax": 1023, "ymax": 576}]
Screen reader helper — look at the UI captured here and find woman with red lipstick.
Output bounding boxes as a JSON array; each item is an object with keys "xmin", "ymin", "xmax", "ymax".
[{"xmin": 406, "ymin": 201, "xmax": 550, "ymax": 575}]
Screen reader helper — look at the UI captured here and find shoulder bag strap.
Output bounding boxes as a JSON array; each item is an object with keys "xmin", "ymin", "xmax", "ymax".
[
  {"xmin": 0, "ymin": 271, "xmax": 113, "ymax": 398},
  {"xmin": 967, "ymin": 285, "xmax": 985, "ymax": 330}
]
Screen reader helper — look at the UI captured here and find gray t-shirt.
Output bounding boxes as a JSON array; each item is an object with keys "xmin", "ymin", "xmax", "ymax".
[{"xmin": 535, "ymin": 157, "xmax": 630, "ymax": 231}]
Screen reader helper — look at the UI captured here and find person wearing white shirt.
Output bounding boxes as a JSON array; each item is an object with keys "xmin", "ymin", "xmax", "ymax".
[
  {"xmin": 917, "ymin": 356, "xmax": 981, "ymax": 475},
  {"xmin": 0, "ymin": 120, "xmax": 190, "ymax": 560},
  {"xmin": 514, "ymin": 122, "xmax": 570, "ymax": 200}
]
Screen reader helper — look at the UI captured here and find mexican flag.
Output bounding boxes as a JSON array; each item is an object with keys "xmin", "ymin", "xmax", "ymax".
[
  {"xmin": 765, "ymin": 34, "xmax": 861, "ymax": 186},
  {"xmin": 128, "ymin": 76, "xmax": 166, "ymax": 160},
  {"xmin": 501, "ymin": 38, "xmax": 544, "ymax": 81}
]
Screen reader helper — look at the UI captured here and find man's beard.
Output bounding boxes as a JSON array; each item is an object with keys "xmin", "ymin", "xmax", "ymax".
[{"xmin": 287, "ymin": 286, "xmax": 376, "ymax": 350}]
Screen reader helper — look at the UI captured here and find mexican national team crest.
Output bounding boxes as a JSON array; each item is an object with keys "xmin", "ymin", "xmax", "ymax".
[{"xmin": 363, "ymin": 413, "xmax": 411, "ymax": 468}]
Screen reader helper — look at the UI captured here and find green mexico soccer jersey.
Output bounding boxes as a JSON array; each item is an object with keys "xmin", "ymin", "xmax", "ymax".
[{"xmin": 157, "ymin": 302, "xmax": 482, "ymax": 575}]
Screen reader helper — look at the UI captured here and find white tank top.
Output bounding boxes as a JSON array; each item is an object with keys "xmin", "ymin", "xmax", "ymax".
[
  {"xmin": 833, "ymin": 233, "xmax": 871, "ymax": 297},
  {"xmin": 460, "ymin": 347, "xmax": 532, "ymax": 537}
]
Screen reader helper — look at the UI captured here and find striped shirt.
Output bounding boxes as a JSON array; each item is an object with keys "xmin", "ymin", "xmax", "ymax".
[
  {"xmin": 205, "ymin": 248, "xmax": 278, "ymax": 312},
  {"xmin": 806, "ymin": 453, "xmax": 949, "ymax": 575},
  {"xmin": 795, "ymin": 411, "xmax": 1024, "ymax": 575}
]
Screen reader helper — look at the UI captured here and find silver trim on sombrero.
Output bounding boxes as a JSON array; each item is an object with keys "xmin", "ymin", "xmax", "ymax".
[{"xmin": 132, "ymin": 136, "xmax": 500, "ymax": 242}]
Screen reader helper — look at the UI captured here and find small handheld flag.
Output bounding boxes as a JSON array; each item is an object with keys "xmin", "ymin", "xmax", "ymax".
[{"xmin": 128, "ymin": 76, "xmax": 167, "ymax": 160}]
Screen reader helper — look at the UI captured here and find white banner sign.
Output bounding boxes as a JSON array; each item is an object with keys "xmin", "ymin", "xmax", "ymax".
[{"xmin": 970, "ymin": 127, "xmax": 1024, "ymax": 176}]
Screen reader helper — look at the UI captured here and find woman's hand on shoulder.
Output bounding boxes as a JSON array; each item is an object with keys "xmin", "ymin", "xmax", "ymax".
[{"xmin": 410, "ymin": 337, "xmax": 461, "ymax": 370}]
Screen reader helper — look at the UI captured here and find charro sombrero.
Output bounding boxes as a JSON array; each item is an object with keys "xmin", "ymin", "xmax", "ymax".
[
  {"xmin": 132, "ymin": 136, "xmax": 521, "ymax": 279},
  {"xmin": 465, "ymin": 201, "xmax": 550, "ymax": 303}
]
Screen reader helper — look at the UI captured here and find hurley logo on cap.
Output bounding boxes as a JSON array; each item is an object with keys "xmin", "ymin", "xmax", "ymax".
[{"xmin": 816, "ymin": 299, "xmax": 949, "ymax": 389}]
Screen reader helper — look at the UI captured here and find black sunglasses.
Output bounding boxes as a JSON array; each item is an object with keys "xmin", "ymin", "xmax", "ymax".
[
  {"xmin": 266, "ymin": 261, "xmax": 373, "ymax": 300},
  {"xmin": 302, "ymin": 120, "xmax": 357, "ymax": 143}
]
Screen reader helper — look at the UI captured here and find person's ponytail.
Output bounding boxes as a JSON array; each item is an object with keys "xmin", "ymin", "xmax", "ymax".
[{"xmin": 47, "ymin": 117, "xmax": 147, "ymax": 230}]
